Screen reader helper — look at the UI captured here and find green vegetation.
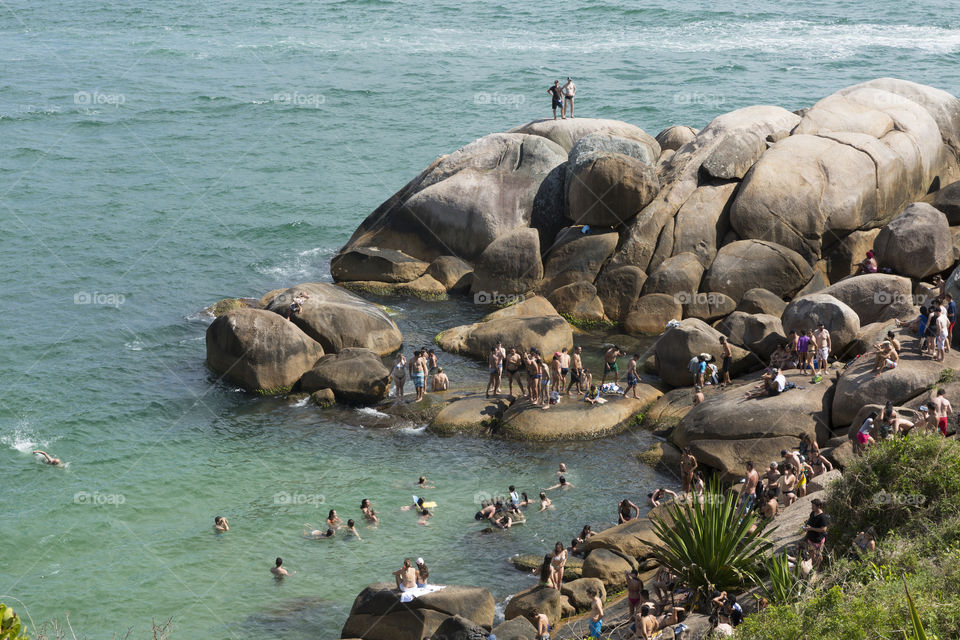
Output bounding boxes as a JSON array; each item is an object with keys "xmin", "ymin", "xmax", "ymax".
[
  {"xmin": 1, "ymin": 604, "xmax": 29, "ymax": 640},
  {"xmin": 254, "ymin": 385, "xmax": 292, "ymax": 396},
  {"xmin": 647, "ymin": 484, "xmax": 773, "ymax": 609},
  {"xmin": 559, "ymin": 314, "xmax": 615, "ymax": 331},
  {"xmin": 931, "ymin": 368, "xmax": 959, "ymax": 387},
  {"xmin": 206, "ymin": 298, "xmax": 250, "ymax": 317},
  {"xmin": 734, "ymin": 435, "xmax": 960, "ymax": 639}
]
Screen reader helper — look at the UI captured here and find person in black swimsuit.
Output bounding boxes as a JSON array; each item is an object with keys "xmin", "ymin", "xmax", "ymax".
[{"xmin": 547, "ymin": 80, "xmax": 563, "ymax": 119}]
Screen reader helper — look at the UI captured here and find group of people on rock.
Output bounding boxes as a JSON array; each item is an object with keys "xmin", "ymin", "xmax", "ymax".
[
  {"xmin": 392, "ymin": 348, "xmax": 448, "ymax": 402},
  {"xmin": 856, "ymin": 392, "xmax": 953, "ymax": 452},
  {"xmin": 895, "ymin": 291, "xmax": 957, "ymax": 362}
]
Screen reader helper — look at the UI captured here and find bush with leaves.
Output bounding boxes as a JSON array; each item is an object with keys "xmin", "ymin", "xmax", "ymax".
[{"xmin": 1, "ymin": 604, "xmax": 29, "ymax": 640}]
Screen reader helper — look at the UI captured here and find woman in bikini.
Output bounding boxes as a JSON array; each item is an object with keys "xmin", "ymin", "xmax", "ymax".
[
  {"xmin": 538, "ymin": 491, "xmax": 552, "ymax": 511},
  {"xmin": 393, "ymin": 353, "xmax": 407, "ymax": 401},
  {"xmin": 326, "ymin": 509, "xmax": 343, "ymax": 530},
  {"xmin": 550, "ymin": 541, "xmax": 567, "ymax": 590}
]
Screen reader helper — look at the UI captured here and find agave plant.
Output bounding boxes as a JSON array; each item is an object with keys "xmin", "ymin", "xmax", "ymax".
[
  {"xmin": 645, "ymin": 485, "xmax": 774, "ymax": 609},
  {"xmin": 904, "ymin": 577, "xmax": 928, "ymax": 640},
  {"xmin": 0, "ymin": 603, "xmax": 29, "ymax": 640},
  {"xmin": 757, "ymin": 551, "xmax": 808, "ymax": 606}
]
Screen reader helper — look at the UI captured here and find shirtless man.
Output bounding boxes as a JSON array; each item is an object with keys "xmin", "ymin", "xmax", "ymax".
[
  {"xmin": 586, "ymin": 586, "xmax": 603, "ymax": 639},
  {"xmin": 533, "ymin": 608, "xmax": 551, "ymax": 640},
  {"xmin": 561, "ymin": 77, "xmax": 577, "ymax": 119},
  {"xmin": 526, "ymin": 350, "xmax": 542, "ymax": 404},
  {"xmin": 937, "ymin": 309, "xmax": 951, "ymax": 362},
  {"xmin": 393, "ymin": 558, "xmax": 418, "ymax": 592},
  {"xmin": 624, "ymin": 569, "xmax": 645, "ymax": 622},
  {"xmin": 934, "ymin": 388, "xmax": 953, "ymax": 436},
  {"xmin": 680, "ymin": 448, "xmax": 698, "ymax": 496},
  {"xmin": 636, "ymin": 604, "xmax": 659, "ymax": 640},
  {"xmin": 486, "ymin": 346, "xmax": 503, "ymax": 398},
  {"xmin": 871, "ymin": 339, "xmax": 899, "ymax": 375},
  {"xmin": 550, "ymin": 353, "xmax": 563, "ymax": 399},
  {"xmin": 692, "ymin": 385, "xmax": 705, "ymax": 405},
  {"xmin": 33, "ymin": 450, "xmax": 62, "ymax": 466},
  {"xmin": 570, "ymin": 346, "xmax": 584, "ymax": 395},
  {"xmin": 781, "ymin": 449, "xmax": 803, "ymax": 475},
  {"xmin": 548, "ymin": 79, "xmax": 564, "ymax": 119},
  {"xmin": 601, "ymin": 346, "xmax": 624, "ymax": 385},
  {"xmin": 504, "ymin": 347, "xmax": 525, "ymax": 396},
  {"xmin": 762, "ymin": 462, "xmax": 781, "ymax": 494},
  {"xmin": 813, "ymin": 323, "xmax": 831, "ymax": 374},
  {"xmin": 559, "ymin": 347, "xmax": 571, "ymax": 394},
  {"xmin": 494, "ymin": 341, "xmax": 507, "ymax": 393},
  {"xmin": 625, "ymin": 354, "xmax": 641, "ymax": 398},
  {"xmin": 411, "ymin": 350, "xmax": 428, "ymax": 402},
  {"xmin": 271, "ymin": 557, "xmax": 294, "ymax": 578},
  {"xmin": 432, "ymin": 367, "xmax": 449, "ymax": 392},
  {"xmin": 647, "ymin": 487, "xmax": 677, "ymax": 508},
  {"xmin": 739, "ymin": 461, "xmax": 759, "ymax": 514}
]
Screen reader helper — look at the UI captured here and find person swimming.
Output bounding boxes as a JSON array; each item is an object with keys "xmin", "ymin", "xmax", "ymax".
[
  {"xmin": 214, "ymin": 516, "xmax": 229, "ymax": 532},
  {"xmin": 33, "ymin": 450, "xmax": 62, "ymax": 466},
  {"xmin": 304, "ymin": 524, "xmax": 335, "ymax": 539}
]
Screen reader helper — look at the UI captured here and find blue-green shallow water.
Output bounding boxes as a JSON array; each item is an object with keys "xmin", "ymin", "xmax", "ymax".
[{"xmin": 2, "ymin": 0, "xmax": 960, "ymax": 637}]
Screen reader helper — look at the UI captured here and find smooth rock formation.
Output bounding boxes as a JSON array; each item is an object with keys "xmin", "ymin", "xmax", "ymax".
[
  {"xmin": 510, "ymin": 118, "xmax": 660, "ymax": 154},
  {"xmin": 652, "ymin": 319, "xmax": 758, "ymax": 387},
  {"xmin": 426, "ymin": 256, "xmax": 474, "ymax": 292},
  {"xmin": 337, "ymin": 132, "xmax": 566, "ymax": 262},
  {"xmin": 330, "ymin": 247, "xmax": 429, "ymax": 283},
  {"xmin": 428, "ymin": 394, "xmax": 508, "ymax": 436},
  {"xmin": 206, "ymin": 308, "xmax": 324, "ymax": 394},
  {"xmin": 498, "ymin": 394, "xmax": 657, "ymax": 440},
  {"xmin": 817, "ymin": 273, "xmax": 915, "ymax": 325},
  {"xmin": 561, "ymin": 578, "xmax": 607, "ymax": 611},
  {"xmin": 702, "ymin": 240, "xmax": 813, "ymax": 302},
  {"xmin": 873, "ymin": 202, "xmax": 953, "ymax": 279},
  {"xmin": 581, "ymin": 549, "xmax": 638, "ymax": 591},
  {"xmin": 655, "ymin": 125, "xmax": 698, "ymax": 152},
  {"xmin": 567, "ymin": 152, "xmax": 660, "ymax": 226},
  {"xmin": 670, "ymin": 182, "xmax": 737, "ymax": 268},
  {"xmin": 595, "ymin": 266, "xmax": 648, "ymax": 323},
  {"xmin": 503, "ymin": 585, "xmax": 574, "ymax": 626},
  {"xmin": 780, "ymin": 293, "xmax": 861, "ymax": 353},
  {"xmin": 437, "ymin": 297, "xmax": 573, "ymax": 361},
  {"xmin": 688, "ymin": 435, "xmax": 803, "ymax": 481},
  {"xmin": 298, "ymin": 348, "xmax": 391, "ymax": 404},
  {"xmin": 736, "ymin": 288, "xmax": 787, "ymax": 317},
  {"xmin": 716, "ymin": 312, "xmax": 785, "ymax": 359},
  {"xmin": 546, "ymin": 281, "xmax": 606, "ymax": 323},
  {"xmin": 624, "ymin": 294, "xmax": 682, "ymax": 335},
  {"xmin": 428, "ymin": 616, "xmax": 487, "ymax": 640},
  {"xmin": 933, "ymin": 179, "xmax": 960, "ymax": 224},
  {"xmin": 824, "ymin": 228, "xmax": 881, "ymax": 283},
  {"xmin": 580, "ymin": 518, "xmax": 660, "ymax": 559},
  {"xmin": 682, "ymin": 292, "xmax": 736, "ymax": 323},
  {"xmin": 470, "ymin": 227, "xmax": 543, "ymax": 296},
  {"xmin": 490, "ymin": 616, "xmax": 538, "ymax": 640},
  {"xmin": 643, "ymin": 252, "xmax": 704, "ymax": 297},
  {"xmin": 540, "ymin": 230, "xmax": 618, "ymax": 294},
  {"xmin": 264, "ymin": 283, "xmax": 403, "ymax": 356}
]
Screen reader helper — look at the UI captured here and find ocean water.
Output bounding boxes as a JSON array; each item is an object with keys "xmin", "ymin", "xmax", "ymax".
[{"xmin": 2, "ymin": 1, "xmax": 959, "ymax": 638}]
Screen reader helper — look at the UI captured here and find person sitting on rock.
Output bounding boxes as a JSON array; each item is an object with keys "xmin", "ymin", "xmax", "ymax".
[
  {"xmin": 759, "ymin": 488, "xmax": 779, "ymax": 519},
  {"xmin": 431, "ymin": 367, "xmax": 449, "ymax": 392},
  {"xmin": 532, "ymin": 607, "xmax": 551, "ymax": 640},
  {"xmin": 855, "ymin": 412, "xmax": 877, "ymax": 454},
  {"xmin": 854, "ymin": 250, "xmax": 877, "ymax": 275},
  {"xmin": 286, "ymin": 291, "xmax": 309, "ymax": 319},
  {"xmin": 871, "ymin": 339, "xmax": 899, "ymax": 375},
  {"xmin": 647, "ymin": 487, "xmax": 677, "ymax": 508},
  {"xmin": 584, "ymin": 384, "xmax": 601, "ymax": 405},
  {"xmin": 393, "ymin": 558, "xmax": 417, "ymax": 591},
  {"xmin": 743, "ymin": 368, "xmax": 786, "ymax": 399}
]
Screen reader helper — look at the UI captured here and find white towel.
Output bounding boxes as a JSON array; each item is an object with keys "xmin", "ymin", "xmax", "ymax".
[{"xmin": 399, "ymin": 584, "xmax": 446, "ymax": 603}]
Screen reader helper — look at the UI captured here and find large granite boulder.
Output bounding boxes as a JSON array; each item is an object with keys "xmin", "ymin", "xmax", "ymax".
[
  {"xmin": 716, "ymin": 312, "xmax": 785, "ymax": 359},
  {"xmin": 824, "ymin": 228, "xmax": 881, "ymax": 283},
  {"xmin": 672, "ymin": 370, "xmax": 832, "ymax": 448},
  {"xmin": 595, "ymin": 266, "xmax": 648, "ymax": 323},
  {"xmin": 490, "ymin": 616, "xmax": 538, "ymax": 640},
  {"xmin": 264, "ymin": 283, "xmax": 402, "ymax": 356},
  {"xmin": 425, "ymin": 256, "xmax": 474, "ymax": 292},
  {"xmin": 566, "ymin": 152, "xmax": 660, "ymax": 226},
  {"xmin": 682, "ymin": 292, "xmax": 736, "ymax": 323},
  {"xmin": 817, "ymin": 274, "xmax": 915, "ymax": 325},
  {"xmin": 702, "ymin": 240, "xmax": 813, "ymax": 303},
  {"xmin": 546, "ymin": 281, "xmax": 606, "ymax": 323},
  {"xmin": 471, "ymin": 227, "xmax": 543, "ymax": 297},
  {"xmin": 933, "ymin": 179, "xmax": 960, "ymax": 225},
  {"xmin": 736, "ymin": 288, "xmax": 787, "ymax": 317},
  {"xmin": 780, "ymin": 293, "xmax": 860, "ymax": 353},
  {"xmin": 330, "ymin": 247, "xmax": 429, "ymax": 283},
  {"xmin": 298, "ymin": 348, "xmax": 391, "ymax": 404},
  {"xmin": 643, "ymin": 252, "xmax": 704, "ymax": 297},
  {"xmin": 499, "ymin": 394, "xmax": 658, "ymax": 440},
  {"xmin": 581, "ymin": 549, "xmax": 638, "ymax": 591},
  {"xmin": 510, "ymin": 118, "xmax": 660, "ymax": 155},
  {"xmin": 540, "ymin": 230, "xmax": 619, "ymax": 294},
  {"xmin": 580, "ymin": 518, "xmax": 660, "ymax": 560},
  {"xmin": 428, "ymin": 616, "xmax": 488, "ymax": 640},
  {"xmin": 437, "ymin": 297, "xmax": 573, "ymax": 360},
  {"xmin": 652, "ymin": 318, "xmax": 758, "ymax": 387},
  {"xmin": 610, "ymin": 105, "xmax": 801, "ymax": 273},
  {"xmin": 624, "ymin": 294, "xmax": 683, "ymax": 335},
  {"xmin": 832, "ymin": 333, "xmax": 960, "ymax": 426},
  {"xmin": 340, "ymin": 608, "xmax": 448, "ymax": 640},
  {"xmin": 561, "ymin": 578, "xmax": 607, "ymax": 612},
  {"xmin": 336, "ymin": 132, "xmax": 566, "ymax": 262},
  {"xmin": 655, "ymin": 125, "xmax": 698, "ymax": 152},
  {"xmin": 873, "ymin": 202, "xmax": 953, "ymax": 279},
  {"xmin": 429, "ymin": 394, "xmax": 509, "ymax": 436},
  {"xmin": 688, "ymin": 435, "xmax": 803, "ymax": 482},
  {"xmin": 731, "ymin": 79, "xmax": 960, "ymax": 261},
  {"xmin": 206, "ymin": 308, "xmax": 324, "ymax": 394},
  {"xmin": 503, "ymin": 585, "xmax": 574, "ymax": 626},
  {"xmin": 669, "ymin": 182, "xmax": 738, "ymax": 268}
]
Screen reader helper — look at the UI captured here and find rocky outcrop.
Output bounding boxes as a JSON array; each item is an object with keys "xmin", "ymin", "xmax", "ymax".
[
  {"xmin": 652, "ymin": 318, "xmax": 758, "ymax": 387},
  {"xmin": 490, "ymin": 616, "xmax": 538, "ymax": 640},
  {"xmin": 499, "ymin": 393, "xmax": 658, "ymax": 440},
  {"xmin": 428, "ymin": 616, "xmax": 488, "ymax": 640},
  {"xmin": 655, "ymin": 125, "xmax": 698, "ymax": 152},
  {"xmin": 873, "ymin": 202, "xmax": 953, "ymax": 279},
  {"xmin": 503, "ymin": 585, "xmax": 574, "ymax": 626},
  {"xmin": 264, "ymin": 283, "xmax": 402, "ymax": 356},
  {"xmin": 206, "ymin": 308, "xmax": 324, "ymax": 394},
  {"xmin": 780, "ymin": 293, "xmax": 861, "ymax": 353},
  {"xmin": 933, "ymin": 179, "xmax": 960, "ymax": 224},
  {"xmin": 437, "ymin": 297, "xmax": 573, "ymax": 360},
  {"xmin": 824, "ymin": 229, "xmax": 881, "ymax": 283},
  {"xmin": 817, "ymin": 273, "xmax": 915, "ymax": 325},
  {"xmin": 546, "ymin": 281, "xmax": 606, "ymax": 323},
  {"xmin": 702, "ymin": 240, "xmax": 813, "ymax": 303},
  {"xmin": 540, "ymin": 231, "xmax": 618, "ymax": 294},
  {"xmin": 580, "ymin": 517, "xmax": 660, "ymax": 559},
  {"xmin": 624, "ymin": 294, "xmax": 682, "ymax": 335},
  {"xmin": 428, "ymin": 394, "xmax": 508, "ymax": 436},
  {"xmin": 561, "ymin": 578, "xmax": 607, "ymax": 612},
  {"xmin": 298, "ymin": 348, "xmax": 391, "ymax": 404},
  {"xmin": 736, "ymin": 288, "xmax": 787, "ymax": 317},
  {"xmin": 510, "ymin": 118, "xmax": 660, "ymax": 155},
  {"xmin": 566, "ymin": 152, "xmax": 660, "ymax": 226},
  {"xmin": 582, "ymin": 549, "xmax": 638, "ymax": 591},
  {"xmin": 716, "ymin": 312, "xmax": 785, "ymax": 359},
  {"xmin": 331, "ymin": 247, "xmax": 429, "ymax": 283},
  {"xmin": 682, "ymin": 292, "xmax": 736, "ymax": 323},
  {"xmin": 595, "ymin": 266, "xmax": 647, "ymax": 323},
  {"xmin": 643, "ymin": 252, "xmax": 704, "ymax": 297},
  {"xmin": 426, "ymin": 256, "xmax": 474, "ymax": 292},
  {"xmin": 470, "ymin": 227, "xmax": 543, "ymax": 296}
]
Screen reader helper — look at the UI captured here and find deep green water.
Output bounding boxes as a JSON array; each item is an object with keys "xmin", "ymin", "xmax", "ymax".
[{"xmin": 2, "ymin": 1, "xmax": 959, "ymax": 637}]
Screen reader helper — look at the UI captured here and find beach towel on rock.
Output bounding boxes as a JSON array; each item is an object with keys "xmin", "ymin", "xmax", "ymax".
[{"xmin": 399, "ymin": 584, "xmax": 446, "ymax": 602}]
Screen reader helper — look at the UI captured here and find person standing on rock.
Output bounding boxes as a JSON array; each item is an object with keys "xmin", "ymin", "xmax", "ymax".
[
  {"xmin": 548, "ymin": 79, "xmax": 563, "ymax": 120},
  {"xmin": 719, "ymin": 336, "xmax": 733, "ymax": 387},
  {"xmin": 937, "ymin": 305, "xmax": 951, "ymax": 362},
  {"xmin": 392, "ymin": 352, "xmax": 407, "ymax": 401},
  {"xmin": 561, "ymin": 77, "xmax": 576, "ymax": 119},
  {"xmin": 796, "ymin": 330, "xmax": 812, "ymax": 374},
  {"xmin": 804, "ymin": 498, "xmax": 830, "ymax": 567},
  {"xmin": 814, "ymin": 323, "xmax": 831, "ymax": 375},
  {"xmin": 946, "ymin": 293, "xmax": 956, "ymax": 350},
  {"xmin": 739, "ymin": 461, "xmax": 759, "ymax": 514},
  {"xmin": 625, "ymin": 353, "xmax": 641, "ymax": 398},
  {"xmin": 933, "ymin": 388, "xmax": 953, "ymax": 435},
  {"xmin": 504, "ymin": 347, "xmax": 524, "ymax": 396},
  {"xmin": 680, "ymin": 448, "xmax": 698, "ymax": 496},
  {"xmin": 525, "ymin": 350, "xmax": 540, "ymax": 404},
  {"xmin": 570, "ymin": 346, "xmax": 584, "ymax": 396},
  {"xmin": 587, "ymin": 585, "xmax": 604, "ymax": 639},
  {"xmin": 559, "ymin": 347, "xmax": 571, "ymax": 394},
  {"xmin": 624, "ymin": 569, "xmax": 645, "ymax": 624},
  {"xmin": 431, "ymin": 367, "xmax": 449, "ymax": 392},
  {"xmin": 411, "ymin": 350, "xmax": 428, "ymax": 402},
  {"xmin": 601, "ymin": 345, "xmax": 624, "ymax": 385}
]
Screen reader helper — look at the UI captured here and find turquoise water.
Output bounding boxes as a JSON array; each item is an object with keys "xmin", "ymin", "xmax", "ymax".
[{"xmin": 2, "ymin": 1, "xmax": 960, "ymax": 637}]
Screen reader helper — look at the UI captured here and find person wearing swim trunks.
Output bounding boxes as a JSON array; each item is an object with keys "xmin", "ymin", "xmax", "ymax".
[
  {"xmin": 719, "ymin": 336, "xmax": 733, "ymax": 387},
  {"xmin": 561, "ymin": 77, "xmax": 576, "ymax": 119},
  {"xmin": 547, "ymin": 80, "xmax": 563, "ymax": 120},
  {"xmin": 933, "ymin": 388, "xmax": 953, "ymax": 435},
  {"xmin": 601, "ymin": 345, "xmax": 623, "ymax": 385},
  {"xmin": 504, "ymin": 347, "xmax": 525, "ymax": 396},
  {"xmin": 558, "ymin": 347, "xmax": 571, "ymax": 394},
  {"xmin": 624, "ymin": 353, "xmax": 641, "ymax": 398},
  {"xmin": 624, "ymin": 569, "xmax": 644, "ymax": 622},
  {"xmin": 813, "ymin": 323, "xmax": 831, "ymax": 374},
  {"xmin": 411, "ymin": 350, "xmax": 427, "ymax": 403},
  {"xmin": 525, "ymin": 350, "xmax": 541, "ymax": 404},
  {"xmin": 587, "ymin": 585, "xmax": 603, "ymax": 638},
  {"xmin": 569, "ymin": 346, "xmax": 584, "ymax": 396},
  {"xmin": 486, "ymin": 345, "xmax": 504, "ymax": 398}
]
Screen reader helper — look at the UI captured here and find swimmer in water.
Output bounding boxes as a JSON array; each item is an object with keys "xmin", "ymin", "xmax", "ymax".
[
  {"xmin": 346, "ymin": 519, "xmax": 362, "ymax": 541},
  {"xmin": 326, "ymin": 509, "xmax": 343, "ymax": 530},
  {"xmin": 539, "ymin": 491, "xmax": 553, "ymax": 511},
  {"xmin": 418, "ymin": 508, "xmax": 432, "ymax": 526},
  {"xmin": 271, "ymin": 557, "xmax": 294, "ymax": 577},
  {"xmin": 416, "ymin": 476, "xmax": 435, "ymax": 489},
  {"xmin": 214, "ymin": 516, "xmax": 229, "ymax": 532},
  {"xmin": 402, "ymin": 497, "xmax": 426, "ymax": 512},
  {"xmin": 557, "ymin": 462, "xmax": 567, "ymax": 476},
  {"xmin": 303, "ymin": 524, "xmax": 335, "ymax": 539},
  {"xmin": 33, "ymin": 450, "xmax": 62, "ymax": 466},
  {"xmin": 545, "ymin": 476, "xmax": 574, "ymax": 491}
]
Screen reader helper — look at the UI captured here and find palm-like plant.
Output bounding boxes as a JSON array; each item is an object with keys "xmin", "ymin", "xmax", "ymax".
[
  {"xmin": 758, "ymin": 551, "xmax": 808, "ymax": 605},
  {"xmin": 645, "ymin": 485, "xmax": 775, "ymax": 609}
]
